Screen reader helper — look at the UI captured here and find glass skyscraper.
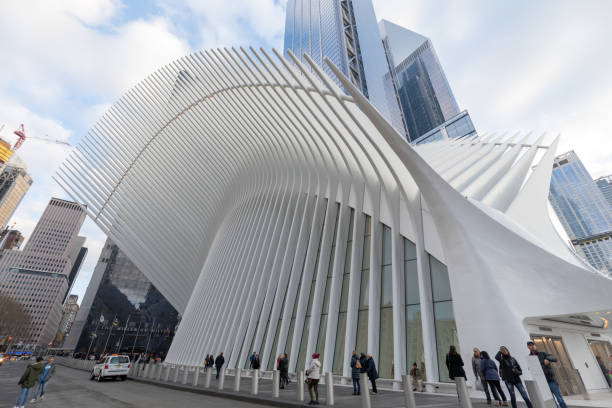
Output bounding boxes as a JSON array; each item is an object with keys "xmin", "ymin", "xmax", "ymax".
[
  {"xmin": 595, "ymin": 175, "xmax": 612, "ymax": 208},
  {"xmin": 379, "ymin": 20, "xmax": 464, "ymax": 142},
  {"xmin": 549, "ymin": 151, "xmax": 612, "ymax": 274},
  {"xmin": 284, "ymin": 0, "xmax": 396, "ymax": 127}
]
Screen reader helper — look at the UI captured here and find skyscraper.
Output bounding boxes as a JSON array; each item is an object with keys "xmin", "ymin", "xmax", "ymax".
[
  {"xmin": 595, "ymin": 175, "xmax": 612, "ymax": 208},
  {"xmin": 55, "ymin": 294, "xmax": 79, "ymax": 345},
  {"xmin": 0, "ymin": 155, "xmax": 33, "ymax": 228},
  {"xmin": 283, "ymin": 0, "xmax": 396, "ymax": 125},
  {"xmin": 64, "ymin": 237, "xmax": 87, "ymax": 302},
  {"xmin": 0, "ymin": 198, "xmax": 86, "ymax": 346},
  {"xmin": 379, "ymin": 20, "xmax": 465, "ymax": 142},
  {"xmin": 64, "ymin": 238, "xmax": 178, "ymax": 357},
  {"xmin": 549, "ymin": 151, "xmax": 612, "ymax": 274}
]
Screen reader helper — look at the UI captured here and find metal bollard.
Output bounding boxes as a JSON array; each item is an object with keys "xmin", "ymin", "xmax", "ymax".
[
  {"xmin": 234, "ymin": 367, "xmax": 242, "ymax": 392},
  {"xmin": 164, "ymin": 365, "xmax": 171, "ymax": 382},
  {"xmin": 193, "ymin": 367, "xmax": 200, "ymax": 386},
  {"xmin": 360, "ymin": 373, "xmax": 371, "ymax": 408},
  {"xmin": 205, "ymin": 367, "xmax": 212, "ymax": 388},
  {"xmin": 182, "ymin": 366, "xmax": 189, "ymax": 384},
  {"xmin": 251, "ymin": 369, "xmax": 259, "ymax": 395},
  {"xmin": 218, "ymin": 367, "xmax": 226, "ymax": 390},
  {"xmin": 297, "ymin": 371, "xmax": 304, "ymax": 401},
  {"xmin": 525, "ymin": 380, "xmax": 546, "ymax": 408},
  {"xmin": 273, "ymin": 370, "xmax": 280, "ymax": 397},
  {"xmin": 150, "ymin": 364, "xmax": 157, "ymax": 379},
  {"xmin": 156, "ymin": 364, "xmax": 163, "ymax": 381},
  {"xmin": 173, "ymin": 366, "xmax": 180, "ymax": 383},
  {"xmin": 454, "ymin": 377, "xmax": 473, "ymax": 408},
  {"xmin": 326, "ymin": 372, "xmax": 334, "ymax": 406},
  {"xmin": 402, "ymin": 375, "xmax": 416, "ymax": 408},
  {"xmin": 142, "ymin": 363, "xmax": 150, "ymax": 378}
]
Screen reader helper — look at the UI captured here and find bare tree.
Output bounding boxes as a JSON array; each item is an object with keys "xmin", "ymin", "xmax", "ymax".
[{"xmin": 0, "ymin": 291, "xmax": 32, "ymax": 346}]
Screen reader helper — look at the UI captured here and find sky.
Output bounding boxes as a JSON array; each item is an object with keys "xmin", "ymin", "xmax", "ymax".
[{"xmin": 0, "ymin": 0, "xmax": 611, "ymax": 304}]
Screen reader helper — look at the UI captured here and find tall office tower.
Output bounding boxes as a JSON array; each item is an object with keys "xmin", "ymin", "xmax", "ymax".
[
  {"xmin": 595, "ymin": 175, "xmax": 612, "ymax": 208},
  {"xmin": 55, "ymin": 294, "xmax": 79, "ymax": 345},
  {"xmin": 63, "ymin": 238, "xmax": 178, "ymax": 357},
  {"xmin": 283, "ymin": 0, "xmax": 397, "ymax": 125},
  {"xmin": 379, "ymin": 20, "xmax": 469, "ymax": 143},
  {"xmin": 0, "ymin": 198, "xmax": 86, "ymax": 347},
  {"xmin": 550, "ymin": 151, "xmax": 612, "ymax": 274},
  {"xmin": 0, "ymin": 155, "xmax": 33, "ymax": 228},
  {"xmin": 64, "ymin": 237, "xmax": 87, "ymax": 302}
]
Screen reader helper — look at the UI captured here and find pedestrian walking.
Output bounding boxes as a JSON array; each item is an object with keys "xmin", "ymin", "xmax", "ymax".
[
  {"xmin": 306, "ymin": 353, "xmax": 321, "ymax": 405},
  {"xmin": 472, "ymin": 348, "xmax": 491, "ymax": 404},
  {"xmin": 480, "ymin": 351, "xmax": 508, "ymax": 406},
  {"xmin": 366, "ymin": 353, "xmax": 379, "ymax": 394},
  {"xmin": 350, "ymin": 350, "xmax": 361, "ymax": 395},
  {"xmin": 249, "ymin": 351, "xmax": 256, "ymax": 368},
  {"xmin": 595, "ymin": 356, "xmax": 611, "ymax": 387},
  {"xmin": 251, "ymin": 353, "xmax": 261, "ymax": 370},
  {"xmin": 445, "ymin": 345, "xmax": 466, "ymax": 380},
  {"xmin": 207, "ymin": 354, "xmax": 214, "ymax": 370},
  {"xmin": 279, "ymin": 353, "xmax": 289, "ymax": 389},
  {"xmin": 14, "ymin": 356, "xmax": 45, "ymax": 408},
  {"xmin": 495, "ymin": 346, "xmax": 532, "ymax": 408},
  {"xmin": 410, "ymin": 362, "xmax": 423, "ymax": 392},
  {"xmin": 527, "ymin": 341, "xmax": 567, "ymax": 408},
  {"xmin": 215, "ymin": 352, "xmax": 225, "ymax": 379},
  {"xmin": 30, "ymin": 356, "xmax": 56, "ymax": 403}
]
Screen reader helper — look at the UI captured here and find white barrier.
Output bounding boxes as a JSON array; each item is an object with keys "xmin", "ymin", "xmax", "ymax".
[
  {"xmin": 251, "ymin": 369, "xmax": 259, "ymax": 395},
  {"xmin": 326, "ymin": 372, "xmax": 334, "ymax": 406},
  {"xmin": 360, "ymin": 373, "xmax": 371, "ymax": 408},
  {"xmin": 234, "ymin": 367, "xmax": 242, "ymax": 391},
  {"xmin": 402, "ymin": 375, "xmax": 416, "ymax": 408}
]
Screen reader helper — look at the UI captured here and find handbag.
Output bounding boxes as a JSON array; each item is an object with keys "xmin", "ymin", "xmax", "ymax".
[{"xmin": 475, "ymin": 378, "xmax": 484, "ymax": 391}]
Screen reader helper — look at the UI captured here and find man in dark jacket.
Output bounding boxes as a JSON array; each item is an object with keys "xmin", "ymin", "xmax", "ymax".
[
  {"xmin": 366, "ymin": 354, "xmax": 379, "ymax": 394},
  {"xmin": 30, "ymin": 356, "xmax": 56, "ymax": 403},
  {"xmin": 527, "ymin": 341, "xmax": 567, "ymax": 408},
  {"xmin": 15, "ymin": 356, "xmax": 45, "ymax": 407},
  {"xmin": 278, "ymin": 353, "xmax": 289, "ymax": 389},
  {"xmin": 495, "ymin": 347, "xmax": 532, "ymax": 408},
  {"xmin": 215, "ymin": 352, "xmax": 225, "ymax": 379}
]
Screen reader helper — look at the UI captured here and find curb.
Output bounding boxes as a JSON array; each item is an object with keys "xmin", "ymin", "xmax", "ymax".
[{"xmin": 129, "ymin": 376, "xmax": 313, "ymax": 407}]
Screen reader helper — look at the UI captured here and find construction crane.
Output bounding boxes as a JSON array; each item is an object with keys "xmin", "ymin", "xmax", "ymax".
[{"xmin": 4, "ymin": 124, "xmax": 72, "ymax": 151}]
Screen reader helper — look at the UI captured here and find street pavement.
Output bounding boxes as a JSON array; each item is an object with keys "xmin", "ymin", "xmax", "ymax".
[{"xmin": 0, "ymin": 360, "xmax": 264, "ymax": 408}]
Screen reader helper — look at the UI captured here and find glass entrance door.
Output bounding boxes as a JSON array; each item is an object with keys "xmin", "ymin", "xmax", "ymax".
[
  {"xmin": 531, "ymin": 335, "xmax": 586, "ymax": 396},
  {"xmin": 588, "ymin": 339, "xmax": 612, "ymax": 387}
]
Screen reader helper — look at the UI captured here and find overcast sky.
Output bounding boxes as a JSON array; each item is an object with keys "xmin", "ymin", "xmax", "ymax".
[{"xmin": 1, "ymin": 0, "xmax": 610, "ymax": 303}]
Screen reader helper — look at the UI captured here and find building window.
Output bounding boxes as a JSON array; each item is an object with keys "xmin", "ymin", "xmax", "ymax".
[
  {"xmin": 430, "ymin": 254, "xmax": 458, "ymax": 382},
  {"xmin": 355, "ymin": 215, "xmax": 371, "ymax": 356},
  {"xmin": 379, "ymin": 224, "xmax": 393, "ymax": 378},
  {"xmin": 404, "ymin": 237, "xmax": 424, "ymax": 379}
]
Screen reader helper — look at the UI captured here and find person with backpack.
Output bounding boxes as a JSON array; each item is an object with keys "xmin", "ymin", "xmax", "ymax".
[
  {"xmin": 480, "ymin": 351, "xmax": 508, "ymax": 406},
  {"xmin": 214, "ymin": 352, "xmax": 225, "ymax": 379},
  {"xmin": 495, "ymin": 346, "xmax": 532, "ymax": 408},
  {"xmin": 14, "ymin": 356, "xmax": 45, "ymax": 408},
  {"xmin": 350, "ymin": 350, "xmax": 361, "ymax": 395}
]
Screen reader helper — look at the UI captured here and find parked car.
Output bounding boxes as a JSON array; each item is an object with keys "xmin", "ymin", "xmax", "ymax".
[{"xmin": 90, "ymin": 355, "xmax": 131, "ymax": 382}]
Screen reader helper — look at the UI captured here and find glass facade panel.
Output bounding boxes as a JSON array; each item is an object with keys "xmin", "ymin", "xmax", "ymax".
[
  {"xmin": 355, "ymin": 215, "xmax": 371, "ymax": 355},
  {"xmin": 406, "ymin": 304, "xmax": 425, "ymax": 379},
  {"xmin": 430, "ymin": 256, "xmax": 452, "ymax": 302},
  {"xmin": 379, "ymin": 224, "xmax": 393, "ymax": 377},
  {"xmin": 356, "ymin": 310, "xmax": 368, "ymax": 355}
]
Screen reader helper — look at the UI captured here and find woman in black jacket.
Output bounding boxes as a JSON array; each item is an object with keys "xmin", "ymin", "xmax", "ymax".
[
  {"xmin": 495, "ymin": 346, "xmax": 533, "ymax": 408},
  {"xmin": 445, "ymin": 345, "xmax": 466, "ymax": 380}
]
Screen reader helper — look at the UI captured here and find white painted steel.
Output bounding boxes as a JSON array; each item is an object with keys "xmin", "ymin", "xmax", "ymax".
[{"xmin": 56, "ymin": 47, "xmax": 612, "ymax": 388}]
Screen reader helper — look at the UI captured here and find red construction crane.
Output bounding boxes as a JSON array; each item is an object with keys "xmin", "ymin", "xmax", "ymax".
[{"xmin": 8, "ymin": 124, "xmax": 71, "ymax": 151}]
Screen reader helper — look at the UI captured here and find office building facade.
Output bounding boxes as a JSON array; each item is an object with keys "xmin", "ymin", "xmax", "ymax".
[
  {"xmin": 550, "ymin": 151, "xmax": 612, "ymax": 274},
  {"xmin": 0, "ymin": 198, "xmax": 86, "ymax": 346},
  {"xmin": 56, "ymin": 48, "xmax": 612, "ymax": 395},
  {"xmin": 0, "ymin": 156, "xmax": 33, "ymax": 228},
  {"xmin": 595, "ymin": 175, "xmax": 612, "ymax": 208},
  {"xmin": 63, "ymin": 238, "xmax": 178, "ymax": 357}
]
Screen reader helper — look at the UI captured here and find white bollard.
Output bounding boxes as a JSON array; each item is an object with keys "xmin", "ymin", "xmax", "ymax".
[
  {"xmin": 205, "ymin": 366, "xmax": 212, "ymax": 388},
  {"xmin": 143, "ymin": 363, "xmax": 150, "ymax": 378},
  {"xmin": 251, "ymin": 369, "xmax": 259, "ymax": 395},
  {"xmin": 156, "ymin": 364, "xmax": 163, "ymax": 381},
  {"xmin": 234, "ymin": 367, "xmax": 242, "ymax": 392},
  {"xmin": 182, "ymin": 366, "xmax": 189, "ymax": 384},
  {"xmin": 402, "ymin": 375, "xmax": 417, "ymax": 408},
  {"xmin": 360, "ymin": 373, "xmax": 371, "ymax": 408},
  {"xmin": 193, "ymin": 367, "xmax": 200, "ymax": 386},
  {"xmin": 218, "ymin": 367, "xmax": 226, "ymax": 390},
  {"xmin": 164, "ymin": 366, "xmax": 171, "ymax": 382},
  {"xmin": 525, "ymin": 380, "xmax": 547, "ymax": 408},
  {"xmin": 273, "ymin": 370, "xmax": 280, "ymax": 397},
  {"xmin": 173, "ymin": 366, "xmax": 180, "ymax": 383},
  {"xmin": 326, "ymin": 372, "xmax": 334, "ymax": 406},
  {"xmin": 297, "ymin": 371, "xmax": 304, "ymax": 401},
  {"xmin": 149, "ymin": 364, "xmax": 157, "ymax": 379},
  {"xmin": 455, "ymin": 377, "xmax": 473, "ymax": 408}
]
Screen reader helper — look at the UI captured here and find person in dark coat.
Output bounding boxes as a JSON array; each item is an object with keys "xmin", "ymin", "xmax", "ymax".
[
  {"xmin": 495, "ymin": 346, "xmax": 532, "ymax": 408},
  {"xmin": 278, "ymin": 353, "xmax": 289, "ymax": 389},
  {"xmin": 445, "ymin": 345, "xmax": 466, "ymax": 380},
  {"xmin": 350, "ymin": 350, "xmax": 361, "ymax": 395},
  {"xmin": 214, "ymin": 352, "xmax": 225, "ymax": 379},
  {"xmin": 251, "ymin": 354, "xmax": 261, "ymax": 370},
  {"xmin": 359, "ymin": 353, "xmax": 367, "ymax": 374},
  {"xmin": 366, "ymin": 353, "xmax": 379, "ymax": 394},
  {"xmin": 480, "ymin": 351, "xmax": 508, "ymax": 406},
  {"xmin": 15, "ymin": 356, "xmax": 45, "ymax": 407},
  {"xmin": 527, "ymin": 341, "xmax": 567, "ymax": 408}
]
